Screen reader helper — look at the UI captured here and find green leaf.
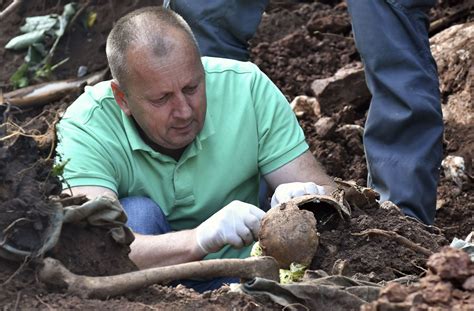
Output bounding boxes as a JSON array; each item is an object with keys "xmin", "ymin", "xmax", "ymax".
[
  {"xmin": 20, "ymin": 15, "xmax": 58, "ymax": 33},
  {"xmin": 55, "ymin": 3, "xmax": 77, "ymax": 38},
  {"xmin": 5, "ymin": 30, "xmax": 46, "ymax": 50},
  {"xmin": 25, "ymin": 43, "xmax": 47, "ymax": 64},
  {"xmin": 9, "ymin": 63, "xmax": 30, "ymax": 89},
  {"xmin": 35, "ymin": 63, "xmax": 53, "ymax": 79},
  {"xmin": 52, "ymin": 159, "xmax": 71, "ymax": 177},
  {"xmin": 84, "ymin": 11, "xmax": 97, "ymax": 29}
]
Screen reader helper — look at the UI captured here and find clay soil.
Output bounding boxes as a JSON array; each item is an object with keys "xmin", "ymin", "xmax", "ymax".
[{"xmin": 0, "ymin": 0, "xmax": 473, "ymax": 310}]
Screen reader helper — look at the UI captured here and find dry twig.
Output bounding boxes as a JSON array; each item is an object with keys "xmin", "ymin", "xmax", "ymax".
[
  {"xmin": 1, "ymin": 256, "xmax": 30, "ymax": 286},
  {"xmin": 3, "ymin": 68, "xmax": 108, "ymax": 108},
  {"xmin": 0, "ymin": 0, "xmax": 23, "ymax": 21},
  {"xmin": 429, "ymin": 3, "xmax": 474, "ymax": 36},
  {"xmin": 35, "ymin": 295, "xmax": 53, "ymax": 311},
  {"xmin": 352, "ymin": 228, "xmax": 433, "ymax": 257},
  {"xmin": 66, "ymin": 0, "xmax": 92, "ymax": 32},
  {"xmin": 14, "ymin": 290, "xmax": 21, "ymax": 311}
]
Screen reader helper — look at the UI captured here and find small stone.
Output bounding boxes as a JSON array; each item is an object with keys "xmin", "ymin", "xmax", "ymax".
[
  {"xmin": 463, "ymin": 276, "xmax": 474, "ymax": 291},
  {"xmin": 314, "ymin": 117, "xmax": 336, "ymax": 139}
]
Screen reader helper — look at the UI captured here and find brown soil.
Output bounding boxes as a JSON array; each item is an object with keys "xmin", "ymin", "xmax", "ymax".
[{"xmin": 0, "ymin": 0, "xmax": 473, "ymax": 310}]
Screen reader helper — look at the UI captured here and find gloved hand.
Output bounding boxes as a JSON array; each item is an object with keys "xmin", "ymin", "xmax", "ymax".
[
  {"xmin": 195, "ymin": 201, "xmax": 265, "ymax": 254},
  {"xmin": 271, "ymin": 182, "xmax": 325, "ymax": 208}
]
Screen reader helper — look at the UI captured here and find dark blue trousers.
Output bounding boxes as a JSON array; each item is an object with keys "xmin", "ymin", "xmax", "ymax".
[
  {"xmin": 346, "ymin": 0, "xmax": 443, "ymax": 224},
  {"xmin": 169, "ymin": 0, "xmax": 269, "ymax": 61}
]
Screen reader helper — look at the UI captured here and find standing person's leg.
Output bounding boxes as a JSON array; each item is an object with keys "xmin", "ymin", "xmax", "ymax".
[
  {"xmin": 346, "ymin": 0, "xmax": 443, "ymax": 224},
  {"xmin": 169, "ymin": 0, "xmax": 269, "ymax": 61},
  {"xmin": 120, "ymin": 196, "xmax": 238, "ymax": 292}
]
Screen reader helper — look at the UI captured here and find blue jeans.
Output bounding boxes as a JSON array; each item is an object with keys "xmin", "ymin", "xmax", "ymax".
[
  {"xmin": 170, "ymin": 0, "xmax": 269, "ymax": 60},
  {"xmin": 347, "ymin": 0, "xmax": 443, "ymax": 224},
  {"xmin": 120, "ymin": 191, "xmax": 269, "ymax": 293}
]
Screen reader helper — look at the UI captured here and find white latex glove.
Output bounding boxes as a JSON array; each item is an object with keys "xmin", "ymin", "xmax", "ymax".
[
  {"xmin": 270, "ymin": 182, "xmax": 325, "ymax": 208},
  {"xmin": 195, "ymin": 201, "xmax": 266, "ymax": 254}
]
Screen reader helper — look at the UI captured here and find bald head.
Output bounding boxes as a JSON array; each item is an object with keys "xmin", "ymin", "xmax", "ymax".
[{"xmin": 106, "ymin": 6, "xmax": 200, "ymax": 88}]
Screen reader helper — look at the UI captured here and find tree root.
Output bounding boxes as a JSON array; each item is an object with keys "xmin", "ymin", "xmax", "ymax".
[
  {"xmin": 39, "ymin": 256, "xmax": 279, "ymax": 299},
  {"xmin": 352, "ymin": 229, "xmax": 433, "ymax": 257},
  {"xmin": 3, "ymin": 68, "xmax": 108, "ymax": 108},
  {"xmin": 0, "ymin": 0, "xmax": 23, "ymax": 21}
]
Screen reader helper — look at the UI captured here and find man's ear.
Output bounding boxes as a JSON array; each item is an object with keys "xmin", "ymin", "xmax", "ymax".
[{"xmin": 111, "ymin": 80, "xmax": 131, "ymax": 116}]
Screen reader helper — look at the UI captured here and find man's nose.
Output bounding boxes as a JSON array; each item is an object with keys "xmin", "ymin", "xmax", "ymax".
[{"xmin": 172, "ymin": 93, "xmax": 192, "ymax": 119}]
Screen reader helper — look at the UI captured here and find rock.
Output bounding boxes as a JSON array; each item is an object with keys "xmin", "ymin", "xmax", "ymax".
[
  {"xmin": 441, "ymin": 155, "xmax": 470, "ymax": 189},
  {"xmin": 463, "ymin": 276, "xmax": 474, "ymax": 291},
  {"xmin": 307, "ymin": 14, "xmax": 350, "ymax": 35},
  {"xmin": 314, "ymin": 116, "xmax": 336, "ymax": 138},
  {"xmin": 379, "ymin": 283, "xmax": 409, "ymax": 303},
  {"xmin": 311, "ymin": 62, "xmax": 371, "ymax": 116},
  {"xmin": 431, "ymin": 23, "xmax": 473, "ymax": 125},
  {"xmin": 290, "ymin": 95, "xmax": 321, "ymax": 117},
  {"xmin": 427, "ymin": 247, "xmax": 471, "ymax": 281}
]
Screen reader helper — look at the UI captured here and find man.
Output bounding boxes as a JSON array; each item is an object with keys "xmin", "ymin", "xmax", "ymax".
[{"xmin": 55, "ymin": 7, "xmax": 335, "ymax": 291}]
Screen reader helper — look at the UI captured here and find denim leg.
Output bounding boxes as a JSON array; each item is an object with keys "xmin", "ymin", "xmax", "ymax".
[
  {"xmin": 170, "ymin": 0, "xmax": 269, "ymax": 61},
  {"xmin": 120, "ymin": 196, "xmax": 172, "ymax": 235},
  {"xmin": 120, "ymin": 196, "xmax": 238, "ymax": 292},
  {"xmin": 346, "ymin": 0, "xmax": 443, "ymax": 224}
]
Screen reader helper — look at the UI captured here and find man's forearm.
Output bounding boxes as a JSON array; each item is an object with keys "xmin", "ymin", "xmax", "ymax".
[
  {"xmin": 264, "ymin": 150, "xmax": 337, "ymax": 193},
  {"xmin": 129, "ymin": 229, "xmax": 207, "ymax": 269}
]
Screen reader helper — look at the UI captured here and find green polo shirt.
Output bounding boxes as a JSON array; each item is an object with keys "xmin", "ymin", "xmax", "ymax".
[{"xmin": 56, "ymin": 57, "xmax": 308, "ymax": 259}]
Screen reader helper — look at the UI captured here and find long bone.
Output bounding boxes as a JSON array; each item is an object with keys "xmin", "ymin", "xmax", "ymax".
[{"xmin": 39, "ymin": 256, "xmax": 279, "ymax": 299}]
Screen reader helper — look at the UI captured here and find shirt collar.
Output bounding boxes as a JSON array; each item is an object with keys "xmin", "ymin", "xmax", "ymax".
[{"xmin": 122, "ymin": 108, "xmax": 215, "ymax": 157}]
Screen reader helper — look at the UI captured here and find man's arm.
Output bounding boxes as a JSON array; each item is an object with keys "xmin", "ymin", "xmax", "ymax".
[
  {"xmin": 127, "ymin": 230, "xmax": 205, "ymax": 268},
  {"xmin": 264, "ymin": 150, "xmax": 336, "ymax": 191},
  {"xmin": 64, "ymin": 186, "xmax": 206, "ymax": 268},
  {"xmin": 263, "ymin": 150, "xmax": 337, "ymax": 206}
]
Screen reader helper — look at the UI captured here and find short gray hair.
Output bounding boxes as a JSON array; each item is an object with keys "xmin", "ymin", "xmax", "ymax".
[{"xmin": 106, "ymin": 6, "xmax": 199, "ymax": 88}]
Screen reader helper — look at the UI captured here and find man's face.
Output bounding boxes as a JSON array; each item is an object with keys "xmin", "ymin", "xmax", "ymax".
[{"xmin": 115, "ymin": 39, "xmax": 206, "ymax": 153}]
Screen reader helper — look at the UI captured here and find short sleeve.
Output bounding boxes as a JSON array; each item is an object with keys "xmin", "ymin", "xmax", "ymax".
[
  {"xmin": 55, "ymin": 99, "xmax": 119, "ymax": 193},
  {"xmin": 251, "ymin": 65, "xmax": 309, "ymax": 175}
]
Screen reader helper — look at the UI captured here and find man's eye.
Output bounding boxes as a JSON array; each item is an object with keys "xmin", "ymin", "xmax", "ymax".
[
  {"xmin": 151, "ymin": 95, "xmax": 169, "ymax": 106},
  {"xmin": 183, "ymin": 85, "xmax": 198, "ymax": 94}
]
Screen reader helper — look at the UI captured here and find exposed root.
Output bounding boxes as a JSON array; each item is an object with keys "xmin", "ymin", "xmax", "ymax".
[
  {"xmin": 35, "ymin": 294, "xmax": 53, "ymax": 311},
  {"xmin": 0, "ymin": 107, "xmax": 60, "ymax": 161},
  {"xmin": 14, "ymin": 290, "xmax": 21, "ymax": 311},
  {"xmin": 352, "ymin": 229, "xmax": 433, "ymax": 257},
  {"xmin": 1, "ymin": 218, "xmax": 31, "ymax": 244},
  {"xmin": 410, "ymin": 259, "xmax": 428, "ymax": 273},
  {"xmin": 402, "ymin": 216, "xmax": 444, "ymax": 235},
  {"xmin": 0, "ymin": 0, "xmax": 23, "ymax": 21},
  {"xmin": 1, "ymin": 256, "xmax": 30, "ymax": 286}
]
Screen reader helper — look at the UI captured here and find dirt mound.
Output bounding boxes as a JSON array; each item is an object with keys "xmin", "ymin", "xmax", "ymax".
[{"xmin": 313, "ymin": 205, "xmax": 447, "ymax": 283}]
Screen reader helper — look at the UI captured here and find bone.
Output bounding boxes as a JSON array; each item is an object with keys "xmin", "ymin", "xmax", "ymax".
[{"xmin": 39, "ymin": 256, "xmax": 279, "ymax": 299}]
